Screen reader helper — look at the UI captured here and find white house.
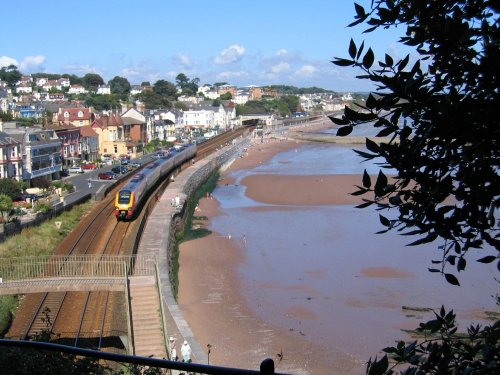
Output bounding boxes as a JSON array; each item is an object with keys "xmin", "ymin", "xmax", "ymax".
[
  {"xmin": 68, "ymin": 85, "xmax": 87, "ymax": 95},
  {"xmin": 97, "ymin": 85, "xmax": 111, "ymax": 95}
]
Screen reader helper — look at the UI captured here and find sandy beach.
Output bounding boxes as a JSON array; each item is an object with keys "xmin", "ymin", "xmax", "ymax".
[
  {"xmin": 178, "ymin": 130, "xmax": 368, "ymax": 374},
  {"xmin": 177, "ymin": 117, "xmax": 499, "ymax": 375}
]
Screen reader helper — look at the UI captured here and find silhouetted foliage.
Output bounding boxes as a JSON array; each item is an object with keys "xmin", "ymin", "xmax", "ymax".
[
  {"xmin": 332, "ymin": 0, "xmax": 500, "ymax": 282},
  {"xmin": 334, "ymin": 1, "xmax": 499, "ymax": 373}
]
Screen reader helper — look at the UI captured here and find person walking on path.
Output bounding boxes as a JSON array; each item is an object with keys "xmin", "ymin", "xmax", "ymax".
[
  {"xmin": 181, "ymin": 340, "xmax": 191, "ymax": 363},
  {"xmin": 87, "ymin": 178, "xmax": 92, "ymax": 189},
  {"xmin": 168, "ymin": 336, "xmax": 178, "ymax": 361}
]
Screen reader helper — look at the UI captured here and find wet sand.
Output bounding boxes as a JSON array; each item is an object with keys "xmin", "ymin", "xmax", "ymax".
[{"xmin": 178, "ymin": 134, "xmax": 369, "ymax": 374}]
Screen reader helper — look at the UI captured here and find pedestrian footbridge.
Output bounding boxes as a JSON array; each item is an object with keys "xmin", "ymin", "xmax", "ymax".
[{"xmin": 0, "ymin": 255, "xmax": 157, "ymax": 295}]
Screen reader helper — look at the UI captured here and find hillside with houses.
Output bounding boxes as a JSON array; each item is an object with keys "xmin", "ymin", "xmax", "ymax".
[{"xmin": 0, "ymin": 68, "xmax": 356, "ymax": 188}]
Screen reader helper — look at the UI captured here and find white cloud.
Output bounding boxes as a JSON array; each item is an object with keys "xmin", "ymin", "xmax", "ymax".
[
  {"xmin": 0, "ymin": 56, "xmax": 19, "ymax": 68},
  {"xmin": 214, "ymin": 45, "xmax": 245, "ymax": 64},
  {"xmin": 64, "ymin": 64, "xmax": 103, "ymax": 76},
  {"xmin": 175, "ymin": 53, "xmax": 194, "ymax": 69},
  {"xmin": 276, "ymin": 49, "xmax": 288, "ymax": 57},
  {"xmin": 216, "ymin": 70, "xmax": 248, "ymax": 80},
  {"xmin": 294, "ymin": 65, "xmax": 317, "ymax": 77},
  {"xmin": 19, "ymin": 55, "xmax": 45, "ymax": 71},
  {"xmin": 271, "ymin": 62, "xmax": 290, "ymax": 74}
]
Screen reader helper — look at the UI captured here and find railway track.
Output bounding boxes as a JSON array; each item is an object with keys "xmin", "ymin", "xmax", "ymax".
[{"xmin": 7, "ymin": 130, "xmax": 250, "ymax": 353}]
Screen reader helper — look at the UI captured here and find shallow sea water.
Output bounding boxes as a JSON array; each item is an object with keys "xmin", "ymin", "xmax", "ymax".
[{"xmin": 211, "ymin": 142, "xmax": 499, "ymax": 362}]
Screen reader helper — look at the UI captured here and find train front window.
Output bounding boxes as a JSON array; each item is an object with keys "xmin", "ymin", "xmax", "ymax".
[{"xmin": 118, "ymin": 190, "xmax": 131, "ymax": 204}]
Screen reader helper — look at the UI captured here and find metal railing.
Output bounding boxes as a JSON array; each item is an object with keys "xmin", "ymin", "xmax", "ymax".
[
  {"xmin": 0, "ymin": 340, "xmax": 289, "ymax": 375},
  {"xmin": 0, "ymin": 255, "xmax": 157, "ymax": 282}
]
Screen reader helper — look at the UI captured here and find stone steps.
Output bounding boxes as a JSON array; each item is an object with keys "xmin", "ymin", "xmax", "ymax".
[{"xmin": 129, "ymin": 277, "xmax": 166, "ymax": 358}]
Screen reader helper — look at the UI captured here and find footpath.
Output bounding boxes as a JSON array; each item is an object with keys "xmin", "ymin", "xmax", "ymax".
[{"xmin": 136, "ymin": 137, "xmax": 249, "ymax": 365}]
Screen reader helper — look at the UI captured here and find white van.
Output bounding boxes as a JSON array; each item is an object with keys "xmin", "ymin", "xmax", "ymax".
[{"xmin": 68, "ymin": 166, "xmax": 84, "ymax": 174}]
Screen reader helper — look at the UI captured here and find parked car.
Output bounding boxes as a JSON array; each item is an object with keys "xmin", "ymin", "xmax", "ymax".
[
  {"xmin": 111, "ymin": 166, "xmax": 129, "ymax": 174},
  {"xmin": 128, "ymin": 161, "xmax": 142, "ymax": 168},
  {"xmin": 60, "ymin": 169, "xmax": 70, "ymax": 177},
  {"xmin": 68, "ymin": 166, "xmax": 84, "ymax": 174},
  {"xmin": 98, "ymin": 171, "xmax": 116, "ymax": 180},
  {"xmin": 81, "ymin": 163, "xmax": 97, "ymax": 170},
  {"xmin": 14, "ymin": 193, "xmax": 39, "ymax": 202}
]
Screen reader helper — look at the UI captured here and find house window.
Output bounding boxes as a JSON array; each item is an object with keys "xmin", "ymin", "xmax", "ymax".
[
  {"xmin": 70, "ymin": 144, "xmax": 75, "ymax": 154},
  {"xmin": 78, "ymin": 111, "xmax": 83, "ymax": 117},
  {"xmin": 64, "ymin": 111, "xmax": 69, "ymax": 117},
  {"xmin": 10, "ymin": 148, "xmax": 16, "ymax": 158},
  {"xmin": 114, "ymin": 146, "xmax": 118, "ymax": 153},
  {"xmin": 63, "ymin": 146, "xmax": 68, "ymax": 157}
]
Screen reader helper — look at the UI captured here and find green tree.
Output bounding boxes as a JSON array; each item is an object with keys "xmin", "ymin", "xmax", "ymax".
[
  {"xmin": 140, "ymin": 81, "xmax": 151, "ymax": 86},
  {"xmin": 0, "ymin": 65, "xmax": 22, "ymax": 88},
  {"xmin": 236, "ymin": 100, "xmax": 268, "ymax": 116},
  {"xmin": 62, "ymin": 74, "xmax": 83, "ymax": 85},
  {"xmin": 0, "ymin": 179, "xmax": 21, "ymax": 200},
  {"xmin": 175, "ymin": 73, "xmax": 189, "ymax": 89},
  {"xmin": 84, "ymin": 94, "xmax": 120, "ymax": 111},
  {"xmin": 0, "ymin": 111, "xmax": 13, "ymax": 121},
  {"xmin": 332, "ymin": 1, "xmax": 499, "ymax": 373},
  {"xmin": 81, "ymin": 73, "xmax": 104, "ymax": 92},
  {"xmin": 0, "ymin": 194, "xmax": 13, "ymax": 220},
  {"xmin": 279, "ymin": 95, "xmax": 300, "ymax": 114},
  {"xmin": 109, "ymin": 75, "xmax": 131, "ymax": 99},
  {"xmin": 138, "ymin": 90, "xmax": 169, "ymax": 109},
  {"xmin": 153, "ymin": 79, "xmax": 178, "ymax": 100},
  {"xmin": 219, "ymin": 92, "xmax": 232, "ymax": 100}
]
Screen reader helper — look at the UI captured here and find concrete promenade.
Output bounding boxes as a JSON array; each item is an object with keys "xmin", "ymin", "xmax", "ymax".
[{"xmin": 136, "ymin": 137, "xmax": 249, "ymax": 364}]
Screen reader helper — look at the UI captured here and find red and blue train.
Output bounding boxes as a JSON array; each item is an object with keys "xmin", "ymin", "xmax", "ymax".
[{"xmin": 114, "ymin": 144, "xmax": 196, "ymax": 220}]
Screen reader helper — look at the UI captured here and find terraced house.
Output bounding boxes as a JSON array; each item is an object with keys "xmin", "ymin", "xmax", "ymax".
[{"xmin": 0, "ymin": 122, "xmax": 62, "ymax": 185}]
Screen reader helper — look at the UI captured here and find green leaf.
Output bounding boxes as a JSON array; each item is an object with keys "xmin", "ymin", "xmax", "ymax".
[
  {"xmin": 356, "ymin": 41, "xmax": 365, "ymax": 60},
  {"xmin": 353, "ymin": 149, "xmax": 377, "ymax": 160},
  {"xmin": 365, "ymin": 94, "xmax": 377, "ymax": 109},
  {"xmin": 365, "ymin": 138, "xmax": 380, "ymax": 153},
  {"xmin": 328, "ymin": 115, "xmax": 349, "ymax": 125},
  {"xmin": 367, "ymin": 355, "xmax": 389, "ymax": 375},
  {"xmin": 351, "ymin": 188, "xmax": 368, "ymax": 196},
  {"xmin": 407, "ymin": 233, "xmax": 438, "ymax": 246},
  {"xmin": 336, "ymin": 125, "xmax": 353, "ymax": 136},
  {"xmin": 374, "ymin": 170, "xmax": 388, "ymax": 196},
  {"xmin": 398, "ymin": 54, "xmax": 410, "ymax": 71},
  {"xmin": 362, "ymin": 169, "xmax": 371, "ymax": 188},
  {"xmin": 354, "ymin": 2, "xmax": 366, "ymax": 18},
  {"xmin": 349, "ymin": 39, "xmax": 357, "ymax": 59},
  {"xmin": 477, "ymin": 255, "xmax": 497, "ymax": 263},
  {"xmin": 384, "ymin": 54, "xmax": 394, "ymax": 67},
  {"xmin": 379, "ymin": 214, "xmax": 391, "ymax": 227},
  {"xmin": 363, "ymin": 48, "xmax": 375, "ymax": 69},
  {"xmin": 332, "ymin": 58, "xmax": 354, "ymax": 67},
  {"xmin": 457, "ymin": 257, "xmax": 466, "ymax": 271},
  {"xmin": 355, "ymin": 200, "xmax": 374, "ymax": 209},
  {"xmin": 445, "ymin": 273, "xmax": 460, "ymax": 286},
  {"xmin": 344, "ymin": 105, "xmax": 359, "ymax": 120}
]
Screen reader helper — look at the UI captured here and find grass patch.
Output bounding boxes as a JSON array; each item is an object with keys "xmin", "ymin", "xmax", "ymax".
[
  {"xmin": 0, "ymin": 296, "xmax": 19, "ymax": 337},
  {"xmin": 484, "ymin": 310, "xmax": 500, "ymax": 321},
  {"xmin": 172, "ymin": 172, "xmax": 219, "ymax": 300},
  {"xmin": 0, "ymin": 200, "xmax": 94, "ymax": 258},
  {"xmin": 402, "ymin": 306, "xmax": 433, "ymax": 313},
  {"xmin": 0, "ymin": 200, "xmax": 94, "ymax": 336}
]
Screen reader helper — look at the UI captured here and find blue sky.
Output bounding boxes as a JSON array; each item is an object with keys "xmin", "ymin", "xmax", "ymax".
[{"xmin": 1, "ymin": 0, "xmax": 409, "ymax": 92}]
